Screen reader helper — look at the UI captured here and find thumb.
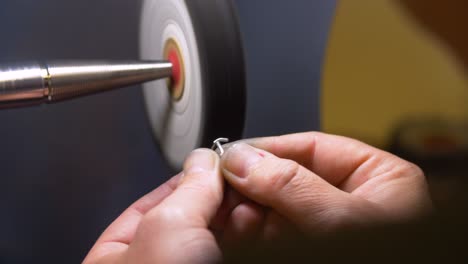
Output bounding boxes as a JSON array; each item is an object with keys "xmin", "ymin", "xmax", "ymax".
[
  {"xmin": 156, "ymin": 148, "xmax": 224, "ymax": 229},
  {"xmin": 221, "ymin": 143, "xmax": 383, "ymax": 233},
  {"xmin": 128, "ymin": 149, "xmax": 224, "ymax": 263}
]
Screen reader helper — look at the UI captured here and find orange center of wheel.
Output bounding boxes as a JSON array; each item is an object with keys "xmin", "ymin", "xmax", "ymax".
[{"xmin": 164, "ymin": 39, "xmax": 185, "ymax": 101}]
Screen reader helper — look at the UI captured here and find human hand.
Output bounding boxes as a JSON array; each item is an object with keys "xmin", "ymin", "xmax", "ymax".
[
  {"xmin": 216, "ymin": 132, "xmax": 432, "ymax": 239},
  {"xmin": 84, "ymin": 132, "xmax": 433, "ymax": 262},
  {"xmin": 83, "ymin": 149, "xmax": 224, "ymax": 264}
]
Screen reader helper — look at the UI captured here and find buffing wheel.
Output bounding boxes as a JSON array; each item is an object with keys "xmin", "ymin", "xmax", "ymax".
[{"xmin": 140, "ymin": 0, "xmax": 246, "ymax": 170}]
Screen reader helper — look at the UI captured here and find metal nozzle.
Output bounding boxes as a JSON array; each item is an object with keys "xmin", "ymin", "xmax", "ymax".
[{"xmin": 0, "ymin": 60, "xmax": 173, "ymax": 108}]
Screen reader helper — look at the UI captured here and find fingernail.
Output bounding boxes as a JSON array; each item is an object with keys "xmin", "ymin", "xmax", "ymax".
[
  {"xmin": 222, "ymin": 143, "xmax": 263, "ymax": 178},
  {"xmin": 184, "ymin": 149, "xmax": 217, "ymax": 174}
]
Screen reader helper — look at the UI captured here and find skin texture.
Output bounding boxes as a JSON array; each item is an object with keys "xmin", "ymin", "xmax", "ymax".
[{"xmin": 83, "ymin": 132, "xmax": 432, "ymax": 263}]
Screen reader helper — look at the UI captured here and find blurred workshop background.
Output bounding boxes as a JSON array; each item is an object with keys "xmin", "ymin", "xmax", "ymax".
[
  {"xmin": 321, "ymin": 0, "xmax": 468, "ymax": 209},
  {"xmin": 0, "ymin": 0, "xmax": 466, "ymax": 263}
]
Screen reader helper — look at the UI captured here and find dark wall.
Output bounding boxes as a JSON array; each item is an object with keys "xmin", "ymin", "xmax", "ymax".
[
  {"xmin": 237, "ymin": 0, "xmax": 336, "ymax": 137},
  {"xmin": 0, "ymin": 1, "xmax": 336, "ymax": 262}
]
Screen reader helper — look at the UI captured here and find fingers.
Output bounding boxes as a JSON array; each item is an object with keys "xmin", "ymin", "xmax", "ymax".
[
  {"xmin": 261, "ymin": 211, "xmax": 297, "ymax": 242},
  {"xmin": 83, "ymin": 174, "xmax": 181, "ymax": 264},
  {"xmin": 127, "ymin": 149, "xmax": 224, "ymax": 263},
  {"xmin": 158, "ymin": 149, "xmax": 224, "ymax": 227},
  {"xmin": 222, "ymin": 202, "xmax": 265, "ymax": 247},
  {"xmin": 221, "ymin": 143, "xmax": 373, "ymax": 232},
  {"xmin": 86, "ymin": 149, "xmax": 225, "ymax": 263},
  {"xmin": 211, "ymin": 187, "xmax": 268, "ymax": 248},
  {"xmin": 211, "ymin": 188, "xmax": 249, "ymax": 232},
  {"xmin": 244, "ymin": 133, "xmax": 432, "ymax": 218},
  {"xmin": 237, "ymin": 132, "xmax": 395, "ymax": 191}
]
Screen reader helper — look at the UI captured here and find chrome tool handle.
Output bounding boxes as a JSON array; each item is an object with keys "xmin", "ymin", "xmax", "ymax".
[{"xmin": 0, "ymin": 63, "xmax": 49, "ymax": 107}]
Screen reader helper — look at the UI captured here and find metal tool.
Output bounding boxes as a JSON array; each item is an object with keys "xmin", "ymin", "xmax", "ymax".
[{"xmin": 0, "ymin": 60, "xmax": 172, "ymax": 108}]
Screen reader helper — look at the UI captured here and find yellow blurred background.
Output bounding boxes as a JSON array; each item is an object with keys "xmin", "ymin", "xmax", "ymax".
[
  {"xmin": 321, "ymin": 0, "xmax": 468, "ymax": 204},
  {"xmin": 321, "ymin": 0, "xmax": 468, "ymax": 149}
]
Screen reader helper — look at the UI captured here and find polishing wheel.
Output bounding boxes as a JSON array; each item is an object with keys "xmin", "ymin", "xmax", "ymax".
[{"xmin": 140, "ymin": 0, "xmax": 246, "ymax": 170}]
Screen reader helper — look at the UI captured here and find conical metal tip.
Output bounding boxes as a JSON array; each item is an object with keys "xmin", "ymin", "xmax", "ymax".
[{"xmin": 46, "ymin": 60, "xmax": 173, "ymax": 101}]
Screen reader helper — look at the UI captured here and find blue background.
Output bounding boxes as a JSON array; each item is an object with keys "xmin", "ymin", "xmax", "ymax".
[{"xmin": 0, "ymin": 0, "xmax": 335, "ymax": 262}]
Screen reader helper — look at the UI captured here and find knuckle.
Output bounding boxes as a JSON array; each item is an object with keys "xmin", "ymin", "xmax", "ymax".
[
  {"xmin": 280, "ymin": 159, "xmax": 303, "ymax": 189},
  {"xmin": 406, "ymin": 162, "xmax": 424, "ymax": 177},
  {"xmin": 395, "ymin": 160, "xmax": 425, "ymax": 181},
  {"xmin": 404, "ymin": 162, "xmax": 428, "ymax": 187},
  {"xmin": 177, "ymin": 231, "xmax": 222, "ymax": 262},
  {"xmin": 179, "ymin": 230, "xmax": 215, "ymax": 250},
  {"xmin": 254, "ymin": 158, "xmax": 303, "ymax": 195},
  {"xmin": 180, "ymin": 181, "xmax": 220, "ymax": 203},
  {"xmin": 180, "ymin": 168, "xmax": 222, "ymax": 197},
  {"xmin": 142, "ymin": 206, "xmax": 187, "ymax": 228}
]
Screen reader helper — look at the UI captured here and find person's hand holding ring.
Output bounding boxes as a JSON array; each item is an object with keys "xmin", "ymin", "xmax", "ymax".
[
  {"xmin": 214, "ymin": 132, "xmax": 432, "ymax": 244},
  {"xmin": 84, "ymin": 132, "xmax": 433, "ymax": 263}
]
